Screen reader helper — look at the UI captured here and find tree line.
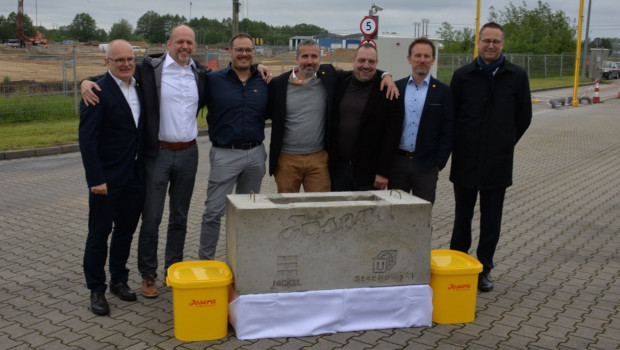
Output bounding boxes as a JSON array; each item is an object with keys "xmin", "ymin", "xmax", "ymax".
[
  {"xmin": 0, "ymin": 10, "xmax": 326, "ymax": 47},
  {"xmin": 1, "ymin": 1, "xmax": 618, "ymax": 53}
]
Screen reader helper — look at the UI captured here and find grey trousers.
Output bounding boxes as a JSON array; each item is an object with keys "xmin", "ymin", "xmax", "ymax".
[
  {"xmin": 199, "ymin": 144, "xmax": 266, "ymax": 260},
  {"xmin": 389, "ymin": 155, "xmax": 439, "ymax": 204},
  {"xmin": 137, "ymin": 146, "xmax": 198, "ymax": 277}
]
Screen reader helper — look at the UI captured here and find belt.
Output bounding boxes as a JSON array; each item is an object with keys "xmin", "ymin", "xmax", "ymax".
[
  {"xmin": 213, "ymin": 141, "xmax": 262, "ymax": 150},
  {"xmin": 397, "ymin": 149, "xmax": 416, "ymax": 158},
  {"xmin": 158, "ymin": 139, "xmax": 196, "ymax": 151}
]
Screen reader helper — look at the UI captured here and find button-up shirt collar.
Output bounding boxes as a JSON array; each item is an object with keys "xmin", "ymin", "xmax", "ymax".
[{"xmin": 108, "ymin": 70, "xmax": 140, "ymax": 127}]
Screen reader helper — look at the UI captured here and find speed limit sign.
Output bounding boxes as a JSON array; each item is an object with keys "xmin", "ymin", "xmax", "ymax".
[{"xmin": 360, "ymin": 16, "xmax": 378, "ymax": 37}]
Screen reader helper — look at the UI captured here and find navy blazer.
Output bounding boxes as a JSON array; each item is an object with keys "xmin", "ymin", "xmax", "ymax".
[
  {"xmin": 395, "ymin": 75, "xmax": 454, "ymax": 171},
  {"xmin": 79, "ymin": 72, "xmax": 144, "ymax": 191}
]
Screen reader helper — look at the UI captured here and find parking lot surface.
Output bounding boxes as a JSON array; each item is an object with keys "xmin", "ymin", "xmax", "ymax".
[{"xmin": 0, "ymin": 88, "xmax": 618, "ymax": 349}]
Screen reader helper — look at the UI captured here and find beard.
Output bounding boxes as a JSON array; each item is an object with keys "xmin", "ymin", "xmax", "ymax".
[
  {"xmin": 414, "ymin": 68, "xmax": 429, "ymax": 76},
  {"xmin": 300, "ymin": 64, "xmax": 318, "ymax": 77}
]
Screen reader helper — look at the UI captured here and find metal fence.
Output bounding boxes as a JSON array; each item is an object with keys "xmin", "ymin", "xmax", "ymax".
[{"xmin": 0, "ymin": 47, "xmax": 592, "ymax": 123}]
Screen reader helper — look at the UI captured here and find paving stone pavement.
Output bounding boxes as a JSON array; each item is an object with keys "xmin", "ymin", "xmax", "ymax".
[{"xmin": 0, "ymin": 90, "xmax": 618, "ymax": 349}]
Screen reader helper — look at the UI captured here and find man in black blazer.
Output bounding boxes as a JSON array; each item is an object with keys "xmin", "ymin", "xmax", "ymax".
[
  {"xmin": 79, "ymin": 40, "xmax": 145, "ymax": 316},
  {"xmin": 267, "ymin": 39, "xmax": 344, "ymax": 193},
  {"xmin": 390, "ymin": 37, "xmax": 454, "ymax": 204},
  {"xmin": 330, "ymin": 43, "xmax": 403, "ymax": 191}
]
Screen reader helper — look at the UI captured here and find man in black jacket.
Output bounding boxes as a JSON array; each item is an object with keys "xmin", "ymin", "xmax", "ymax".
[
  {"xmin": 449, "ymin": 22, "xmax": 532, "ymax": 292},
  {"xmin": 268, "ymin": 39, "xmax": 344, "ymax": 193},
  {"xmin": 330, "ymin": 44, "xmax": 403, "ymax": 191}
]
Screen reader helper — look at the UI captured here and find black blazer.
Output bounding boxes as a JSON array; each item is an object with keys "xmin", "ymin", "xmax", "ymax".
[
  {"xmin": 331, "ymin": 73, "xmax": 404, "ymax": 186},
  {"xmin": 79, "ymin": 72, "xmax": 144, "ymax": 191},
  {"xmin": 395, "ymin": 75, "xmax": 454, "ymax": 171},
  {"xmin": 266, "ymin": 64, "xmax": 347, "ymax": 176}
]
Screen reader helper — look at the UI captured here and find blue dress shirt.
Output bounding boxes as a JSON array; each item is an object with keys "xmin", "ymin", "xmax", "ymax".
[{"xmin": 399, "ymin": 74, "xmax": 431, "ymax": 152}]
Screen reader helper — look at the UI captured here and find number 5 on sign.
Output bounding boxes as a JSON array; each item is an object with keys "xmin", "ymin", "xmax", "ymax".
[{"xmin": 360, "ymin": 16, "xmax": 378, "ymax": 38}]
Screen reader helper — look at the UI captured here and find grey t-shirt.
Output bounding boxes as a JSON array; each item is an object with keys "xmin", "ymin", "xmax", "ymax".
[{"xmin": 281, "ymin": 78, "xmax": 327, "ymax": 154}]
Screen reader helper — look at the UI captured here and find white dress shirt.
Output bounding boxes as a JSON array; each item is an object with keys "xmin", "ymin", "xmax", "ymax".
[
  {"xmin": 158, "ymin": 53, "xmax": 199, "ymax": 143},
  {"xmin": 109, "ymin": 70, "xmax": 140, "ymax": 127}
]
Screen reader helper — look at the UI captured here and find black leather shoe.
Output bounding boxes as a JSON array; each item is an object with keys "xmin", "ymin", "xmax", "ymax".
[
  {"xmin": 110, "ymin": 282, "xmax": 137, "ymax": 301},
  {"xmin": 90, "ymin": 291, "xmax": 110, "ymax": 316},
  {"xmin": 478, "ymin": 272, "xmax": 494, "ymax": 292}
]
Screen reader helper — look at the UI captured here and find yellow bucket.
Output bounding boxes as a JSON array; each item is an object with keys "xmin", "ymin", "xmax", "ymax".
[
  {"xmin": 166, "ymin": 260, "xmax": 233, "ymax": 341},
  {"xmin": 430, "ymin": 249, "xmax": 483, "ymax": 324}
]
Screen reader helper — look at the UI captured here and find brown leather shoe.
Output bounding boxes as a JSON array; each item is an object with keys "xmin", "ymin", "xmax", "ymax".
[{"xmin": 141, "ymin": 275, "xmax": 159, "ymax": 298}]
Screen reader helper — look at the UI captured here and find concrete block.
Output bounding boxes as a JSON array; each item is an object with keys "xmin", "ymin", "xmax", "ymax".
[{"xmin": 226, "ymin": 191, "xmax": 432, "ymax": 295}]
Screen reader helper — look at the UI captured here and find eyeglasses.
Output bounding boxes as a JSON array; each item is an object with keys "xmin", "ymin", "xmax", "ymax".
[
  {"xmin": 232, "ymin": 47, "xmax": 254, "ymax": 54},
  {"xmin": 107, "ymin": 57, "xmax": 135, "ymax": 64},
  {"xmin": 480, "ymin": 39, "xmax": 503, "ymax": 46}
]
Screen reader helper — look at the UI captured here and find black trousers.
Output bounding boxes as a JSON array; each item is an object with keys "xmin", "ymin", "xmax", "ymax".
[
  {"xmin": 83, "ymin": 169, "xmax": 144, "ymax": 292},
  {"xmin": 449, "ymin": 184, "xmax": 506, "ymax": 271},
  {"xmin": 330, "ymin": 160, "xmax": 374, "ymax": 192}
]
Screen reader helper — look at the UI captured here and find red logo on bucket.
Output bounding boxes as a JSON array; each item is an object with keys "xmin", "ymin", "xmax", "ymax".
[
  {"xmin": 189, "ymin": 299, "xmax": 217, "ymax": 307},
  {"xmin": 448, "ymin": 283, "xmax": 471, "ymax": 291}
]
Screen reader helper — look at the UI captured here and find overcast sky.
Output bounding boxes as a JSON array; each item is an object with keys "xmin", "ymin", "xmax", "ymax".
[{"xmin": 9, "ymin": 0, "xmax": 619, "ymax": 39}]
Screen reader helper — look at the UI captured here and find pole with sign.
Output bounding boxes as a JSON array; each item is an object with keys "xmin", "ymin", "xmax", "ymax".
[{"xmin": 360, "ymin": 15, "xmax": 378, "ymax": 47}]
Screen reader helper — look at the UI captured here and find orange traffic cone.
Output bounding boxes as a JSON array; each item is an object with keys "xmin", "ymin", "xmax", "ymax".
[
  {"xmin": 592, "ymin": 79, "xmax": 600, "ymax": 103},
  {"xmin": 617, "ymin": 87, "xmax": 620, "ymax": 99}
]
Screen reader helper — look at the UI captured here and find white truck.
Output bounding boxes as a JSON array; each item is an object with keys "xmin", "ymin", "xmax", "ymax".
[{"xmin": 601, "ymin": 61, "xmax": 620, "ymax": 80}]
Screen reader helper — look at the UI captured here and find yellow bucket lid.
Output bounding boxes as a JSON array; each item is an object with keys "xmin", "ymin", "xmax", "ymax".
[
  {"xmin": 430, "ymin": 249, "xmax": 483, "ymax": 275},
  {"xmin": 166, "ymin": 260, "xmax": 233, "ymax": 289}
]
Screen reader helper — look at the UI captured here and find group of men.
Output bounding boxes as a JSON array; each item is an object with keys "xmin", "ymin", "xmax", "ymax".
[{"xmin": 78, "ymin": 21, "xmax": 531, "ymax": 316}]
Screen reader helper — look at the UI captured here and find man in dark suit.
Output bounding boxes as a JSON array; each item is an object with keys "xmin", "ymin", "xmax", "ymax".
[
  {"xmin": 449, "ymin": 22, "xmax": 531, "ymax": 292},
  {"xmin": 390, "ymin": 37, "xmax": 454, "ymax": 204},
  {"xmin": 79, "ymin": 39, "xmax": 145, "ymax": 316},
  {"xmin": 330, "ymin": 43, "xmax": 403, "ymax": 191}
]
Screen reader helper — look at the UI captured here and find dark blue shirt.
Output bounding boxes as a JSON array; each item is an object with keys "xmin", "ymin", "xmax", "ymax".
[{"xmin": 205, "ymin": 63, "xmax": 268, "ymax": 145}]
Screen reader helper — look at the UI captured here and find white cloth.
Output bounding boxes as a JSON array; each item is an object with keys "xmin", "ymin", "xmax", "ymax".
[
  {"xmin": 229, "ymin": 285, "xmax": 433, "ymax": 340},
  {"xmin": 158, "ymin": 53, "xmax": 199, "ymax": 143},
  {"xmin": 108, "ymin": 70, "xmax": 140, "ymax": 127}
]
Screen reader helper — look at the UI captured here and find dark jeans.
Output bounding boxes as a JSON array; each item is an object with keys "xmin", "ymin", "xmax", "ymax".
[
  {"xmin": 83, "ymin": 168, "xmax": 144, "ymax": 292},
  {"xmin": 331, "ymin": 160, "xmax": 374, "ymax": 192},
  {"xmin": 137, "ymin": 146, "xmax": 198, "ymax": 278},
  {"xmin": 450, "ymin": 184, "xmax": 506, "ymax": 271},
  {"xmin": 389, "ymin": 155, "xmax": 439, "ymax": 204}
]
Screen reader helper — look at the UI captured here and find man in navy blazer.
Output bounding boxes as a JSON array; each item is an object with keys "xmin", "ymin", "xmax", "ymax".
[
  {"xmin": 390, "ymin": 37, "xmax": 454, "ymax": 204},
  {"xmin": 79, "ymin": 40, "xmax": 145, "ymax": 316}
]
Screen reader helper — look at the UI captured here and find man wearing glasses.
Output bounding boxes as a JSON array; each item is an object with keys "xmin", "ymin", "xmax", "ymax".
[
  {"xmin": 198, "ymin": 33, "xmax": 269, "ymax": 260},
  {"xmin": 449, "ymin": 22, "xmax": 532, "ymax": 292},
  {"xmin": 79, "ymin": 39, "xmax": 145, "ymax": 315}
]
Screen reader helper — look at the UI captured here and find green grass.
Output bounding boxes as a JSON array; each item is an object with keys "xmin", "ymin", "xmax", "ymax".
[
  {"xmin": 0, "ymin": 97, "xmax": 209, "ymax": 151},
  {"xmin": 0, "ymin": 119, "xmax": 79, "ymax": 150}
]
